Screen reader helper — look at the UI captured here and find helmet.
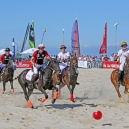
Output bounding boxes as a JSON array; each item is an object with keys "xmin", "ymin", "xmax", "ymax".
[
  {"xmin": 121, "ymin": 42, "xmax": 127, "ymax": 47},
  {"xmin": 60, "ymin": 44, "xmax": 66, "ymax": 49},
  {"xmin": 38, "ymin": 44, "xmax": 45, "ymax": 49},
  {"xmin": 5, "ymin": 48, "xmax": 11, "ymax": 51}
]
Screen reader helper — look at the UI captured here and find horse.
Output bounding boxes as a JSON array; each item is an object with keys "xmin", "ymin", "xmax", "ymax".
[
  {"xmin": 18, "ymin": 59, "xmax": 60, "ymax": 108},
  {"xmin": 110, "ymin": 57, "xmax": 129, "ymax": 102},
  {"xmin": 52, "ymin": 56, "xmax": 78, "ymax": 102},
  {"xmin": 0, "ymin": 57, "xmax": 14, "ymax": 94}
]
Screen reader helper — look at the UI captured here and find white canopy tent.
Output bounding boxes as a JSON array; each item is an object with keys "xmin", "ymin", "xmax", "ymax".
[
  {"xmin": 20, "ymin": 48, "xmax": 38, "ymax": 55},
  {"xmin": 0, "ymin": 49, "xmax": 13, "ymax": 55}
]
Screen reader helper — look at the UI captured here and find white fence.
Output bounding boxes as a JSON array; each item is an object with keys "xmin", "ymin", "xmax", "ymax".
[{"xmin": 78, "ymin": 61, "xmax": 102, "ymax": 68}]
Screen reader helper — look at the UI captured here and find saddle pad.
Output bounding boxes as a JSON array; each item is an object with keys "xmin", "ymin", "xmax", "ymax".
[{"xmin": 26, "ymin": 70, "xmax": 34, "ymax": 81}]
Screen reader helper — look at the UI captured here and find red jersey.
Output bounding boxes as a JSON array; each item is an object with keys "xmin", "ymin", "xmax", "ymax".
[
  {"xmin": 0, "ymin": 54, "xmax": 12, "ymax": 64},
  {"xmin": 32, "ymin": 50, "xmax": 49, "ymax": 64},
  {"xmin": 103, "ymin": 57, "xmax": 109, "ymax": 61}
]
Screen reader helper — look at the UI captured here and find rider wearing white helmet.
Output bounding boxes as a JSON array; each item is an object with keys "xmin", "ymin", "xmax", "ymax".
[
  {"xmin": 29, "ymin": 44, "xmax": 50, "ymax": 89},
  {"xmin": 117, "ymin": 42, "xmax": 129, "ymax": 86}
]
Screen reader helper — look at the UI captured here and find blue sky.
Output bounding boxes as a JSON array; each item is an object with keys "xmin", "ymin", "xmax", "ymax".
[{"xmin": 0, "ymin": 0, "xmax": 129, "ymax": 56}]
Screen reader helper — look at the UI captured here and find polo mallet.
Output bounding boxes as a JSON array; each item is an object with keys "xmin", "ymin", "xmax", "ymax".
[
  {"xmin": 41, "ymin": 28, "xmax": 46, "ymax": 44},
  {"xmin": 62, "ymin": 29, "xmax": 64, "ymax": 45}
]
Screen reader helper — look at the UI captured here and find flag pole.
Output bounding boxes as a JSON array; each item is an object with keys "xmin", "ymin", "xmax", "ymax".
[
  {"xmin": 114, "ymin": 23, "xmax": 119, "ymax": 54},
  {"xmin": 12, "ymin": 38, "xmax": 16, "ymax": 70},
  {"xmin": 41, "ymin": 28, "xmax": 46, "ymax": 44},
  {"xmin": 106, "ymin": 22, "xmax": 107, "ymax": 56},
  {"xmin": 62, "ymin": 29, "xmax": 64, "ymax": 45}
]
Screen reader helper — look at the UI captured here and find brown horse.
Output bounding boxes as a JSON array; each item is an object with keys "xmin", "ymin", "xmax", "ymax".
[
  {"xmin": 110, "ymin": 57, "xmax": 129, "ymax": 102},
  {"xmin": 18, "ymin": 59, "xmax": 60, "ymax": 108},
  {"xmin": 52, "ymin": 56, "xmax": 78, "ymax": 102},
  {"xmin": 0, "ymin": 57, "xmax": 14, "ymax": 94}
]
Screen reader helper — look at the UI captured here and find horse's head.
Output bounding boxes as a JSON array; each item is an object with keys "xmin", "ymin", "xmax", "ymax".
[
  {"xmin": 48, "ymin": 58, "xmax": 61, "ymax": 73},
  {"xmin": 48, "ymin": 58, "xmax": 61, "ymax": 84},
  {"xmin": 7, "ymin": 57, "xmax": 14, "ymax": 68},
  {"xmin": 70, "ymin": 56, "xmax": 78, "ymax": 68}
]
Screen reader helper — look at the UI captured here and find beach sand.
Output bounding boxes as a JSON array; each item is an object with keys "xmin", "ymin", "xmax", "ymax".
[{"xmin": 0, "ymin": 68, "xmax": 129, "ymax": 129}]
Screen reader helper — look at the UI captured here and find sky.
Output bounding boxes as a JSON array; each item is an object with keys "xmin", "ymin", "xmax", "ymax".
[{"xmin": 0, "ymin": 0, "xmax": 129, "ymax": 56}]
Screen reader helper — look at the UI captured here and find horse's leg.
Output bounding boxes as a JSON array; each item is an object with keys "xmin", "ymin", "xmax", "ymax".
[
  {"xmin": 21, "ymin": 84, "xmax": 33, "ymax": 108},
  {"xmin": 58, "ymin": 83, "xmax": 64, "ymax": 98},
  {"xmin": 67, "ymin": 84, "xmax": 75, "ymax": 102},
  {"xmin": 51, "ymin": 86, "xmax": 58, "ymax": 104},
  {"xmin": 111, "ymin": 79, "xmax": 124, "ymax": 102},
  {"xmin": 10, "ymin": 80, "xmax": 14, "ymax": 94},
  {"xmin": 111, "ymin": 71, "xmax": 124, "ymax": 102},
  {"xmin": 2, "ymin": 81, "xmax": 6, "ymax": 94},
  {"xmin": 27, "ymin": 88, "xmax": 34, "ymax": 98},
  {"xmin": 38, "ymin": 87, "xmax": 48, "ymax": 103}
]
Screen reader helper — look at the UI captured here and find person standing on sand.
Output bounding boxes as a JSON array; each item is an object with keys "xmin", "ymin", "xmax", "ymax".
[{"xmin": 117, "ymin": 42, "xmax": 129, "ymax": 86}]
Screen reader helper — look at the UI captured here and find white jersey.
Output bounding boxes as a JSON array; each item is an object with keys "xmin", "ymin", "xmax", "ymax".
[
  {"xmin": 117, "ymin": 48, "xmax": 129, "ymax": 63},
  {"xmin": 58, "ymin": 51, "xmax": 70, "ymax": 60}
]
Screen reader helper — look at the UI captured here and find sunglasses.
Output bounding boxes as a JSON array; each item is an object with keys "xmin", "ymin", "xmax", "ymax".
[
  {"xmin": 61, "ymin": 47, "xmax": 66, "ymax": 49},
  {"xmin": 39, "ymin": 48, "xmax": 44, "ymax": 50},
  {"xmin": 122, "ymin": 45, "xmax": 127, "ymax": 47}
]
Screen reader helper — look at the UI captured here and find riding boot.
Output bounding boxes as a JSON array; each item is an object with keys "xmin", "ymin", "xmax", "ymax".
[
  {"xmin": 28, "ymin": 74, "xmax": 38, "ymax": 89},
  {"xmin": 117, "ymin": 70, "xmax": 122, "ymax": 87},
  {"xmin": 76, "ymin": 73, "xmax": 80, "ymax": 85}
]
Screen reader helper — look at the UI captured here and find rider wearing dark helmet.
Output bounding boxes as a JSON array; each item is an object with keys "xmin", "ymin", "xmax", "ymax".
[{"xmin": 0, "ymin": 48, "xmax": 12, "ymax": 74}]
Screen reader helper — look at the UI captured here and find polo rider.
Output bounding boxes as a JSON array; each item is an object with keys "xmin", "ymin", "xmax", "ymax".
[
  {"xmin": 29, "ymin": 44, "xmax": 51, "ymax": 89},
  {"xmin": 58, "ymin": 44, "xmax": 79, "ymax": 85},
  {"xmin": 0, "ymin": 48, "xmax": 12, "ymax": 74},
  {"xmin": 117, "ymin": 42, "xmax": 129, "ymax": 85}
]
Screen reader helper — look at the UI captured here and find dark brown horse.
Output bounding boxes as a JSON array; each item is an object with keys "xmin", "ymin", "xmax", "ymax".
[
  {"xmin": 18, "ymin": 59, "xmax": 60, "ymax": 108},
  {"xmin": 110, "ymin": 57, "xmax": 129, "ymax": 102},
  {"xmin": 0, "ymin": 57, "xmax": 14, "ymax": 94},
  {"xmin": 52, "ymin": 56, "xmax": 78, "ymax": 102}
]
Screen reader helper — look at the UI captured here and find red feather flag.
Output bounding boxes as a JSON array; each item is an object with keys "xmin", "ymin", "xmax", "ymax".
[{"xmin": 99, "ymin": 22, "xmax": 107, "ymax": 54}]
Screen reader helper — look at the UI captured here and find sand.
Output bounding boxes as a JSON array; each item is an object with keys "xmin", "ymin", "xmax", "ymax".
[{"xmin": 0, "ymin": 68, "xmax": 129, "ymax": 129}]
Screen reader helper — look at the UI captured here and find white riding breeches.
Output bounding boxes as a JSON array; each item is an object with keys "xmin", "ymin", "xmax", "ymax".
[
  {"xmin": 119, "ymin": 63, "xmax": 125, "ymax": 71},
  {"xmin": 0, "ymin": 64, "xmax": 6, "ymax": 69},
  {"xmin": 59, "ymin": 63, "xmax": 68, "ymax": 73},
  {"xmin": 33, "ymin": 63, "xmax": 48, "ymax": 74},
  {"xmin": 59, "ymin": 62, "xmax": 79, "ymax": 74}
]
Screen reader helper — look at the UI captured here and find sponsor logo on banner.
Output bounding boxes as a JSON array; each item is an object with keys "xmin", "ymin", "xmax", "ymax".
[
  {"xmin": 102, "ymin": 61, "xmax": 119, "ymax": 69},
  {"xmin": 16, "ymin": 61, "xmax": 32, "ymax": 68}
]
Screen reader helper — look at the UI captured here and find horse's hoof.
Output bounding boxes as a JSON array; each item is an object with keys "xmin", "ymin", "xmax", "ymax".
[
  {"xmin": 2, "ymin": 91, "xmax": 4, "ymax": 94},
  {"xmin": 38, "ymin": 98, "xmax": 47, "ymax": 103},
  {"xmin": 11, "ymin": 89, "xmax": 14, "ymax": 94},
  {"xmin": 120, "ymin": 97, "xmax": 125, "ymax": 103},
  {"xmin": 124, "ymin": 91, "xmax": 129, "ymax": 95},
  {"xmin": 27, "ymin": 100, "xmax": 33, "ymax": 108},
  {"xmin": 72, "ymin": 100, "xmax": 76, "ymax": 103},
  {"xmin": 51, "ymin": 99, "xmax": 56, "ymax": 104}
]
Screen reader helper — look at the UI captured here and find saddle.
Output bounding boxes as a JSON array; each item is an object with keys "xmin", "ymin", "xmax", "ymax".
[{"xmin": 61, "ymin": 66, "xmax": 69, "ymax": 78}]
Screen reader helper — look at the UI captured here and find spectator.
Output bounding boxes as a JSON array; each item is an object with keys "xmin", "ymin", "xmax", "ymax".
[
  {"xmin": 110, "ymin": 53, "xmax": 114, "ymax": 61},
  {"xmin": 103, "ymin": 55, "xmax": 109, "ymax": 61}
]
